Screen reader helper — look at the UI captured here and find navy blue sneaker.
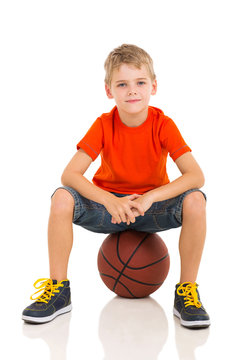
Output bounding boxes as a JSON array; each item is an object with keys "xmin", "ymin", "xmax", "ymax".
[
  {"xmin": 22, "ymin": 278, "xmax": 72, "ymax": 323},
  {"xmin": 173, "ymin": 282, "xmax": 210, "ymax": 328}
]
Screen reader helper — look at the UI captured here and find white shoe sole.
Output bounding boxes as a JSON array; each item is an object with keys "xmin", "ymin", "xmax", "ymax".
[
  {"xmin": 173, "ymin": 307, "xmax": 211, "ymax": 328},
  {"xmin": 22, "ymin": 304, "xmax": 72, "ymax": 324}
]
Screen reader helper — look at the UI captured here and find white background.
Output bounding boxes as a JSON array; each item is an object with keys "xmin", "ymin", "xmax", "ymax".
[{"xmin": 1, "ymin": 0, "xmax": 239, "ymax": 359}]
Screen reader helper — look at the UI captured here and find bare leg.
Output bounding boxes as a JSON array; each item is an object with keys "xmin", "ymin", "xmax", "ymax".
[
  {"xmin": 48, "ymin": 189, "xmax": 74, "ymax": 282},
  {"xmin": 179, "ymin": 191, "xmax": 206, "ymax": 284}
]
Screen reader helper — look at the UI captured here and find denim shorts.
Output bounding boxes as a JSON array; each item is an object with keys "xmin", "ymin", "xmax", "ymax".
[{"xmin": 52, "ymin": 187, "xmax": 206, "ymax": 234}]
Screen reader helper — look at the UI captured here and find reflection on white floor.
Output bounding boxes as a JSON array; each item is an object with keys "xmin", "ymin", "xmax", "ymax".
[
  {"xmin": 23, "ymin": 312, "xmax": 72, "ymax": 360},
  {"xmin": 98, "ymin": 297, "xmax": 168, "ymax": 359},
  {"xmin": 22, "ymin": 295, "xmax": 211, "ymax": 360},
  {"xmin": 174, "ymin": 317, "xmax": 209, "ymax": 360}
]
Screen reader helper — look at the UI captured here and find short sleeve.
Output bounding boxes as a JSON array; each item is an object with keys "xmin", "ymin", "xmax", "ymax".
[
  {"xmin": 76, "ymin": 117, "xmax": 103, "ymax": 161},
  {"xmin": 160, "ymin": 117, "xmax": 191, "ymax": 161}
]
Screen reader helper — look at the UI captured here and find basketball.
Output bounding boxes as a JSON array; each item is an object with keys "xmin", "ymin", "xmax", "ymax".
[{"xmin": 97, "ymin": 230, "xmax": 170, "ymax": 298}]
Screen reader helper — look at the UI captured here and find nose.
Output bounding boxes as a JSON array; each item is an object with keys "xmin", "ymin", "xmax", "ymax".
[{"xmin": 128, "ymin": 90, "xmax": 137, "ymax": 96}]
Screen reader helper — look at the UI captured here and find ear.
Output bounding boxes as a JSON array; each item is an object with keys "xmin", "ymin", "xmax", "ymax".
[
  {"xmin": 105, "ymin": 83, "xmax": 114, "ymax": 99},
  {"xmin": 151, "ymin": 79, "xmax": 157, "ymax": 95}
]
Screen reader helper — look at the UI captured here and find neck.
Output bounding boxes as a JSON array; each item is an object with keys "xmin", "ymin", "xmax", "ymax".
[{"xmin": 118, "ymin": 107, "xmax": 149, "ymax": 127}]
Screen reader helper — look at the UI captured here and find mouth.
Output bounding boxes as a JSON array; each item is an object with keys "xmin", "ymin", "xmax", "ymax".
[{"xmin": 126, "ymin": 99, "xmax": 141, "ymax": 103}]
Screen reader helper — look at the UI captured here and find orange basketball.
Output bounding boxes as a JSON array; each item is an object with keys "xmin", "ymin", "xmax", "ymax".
[{"xmin": 97, "ymin": 230, "xmax": 170, "ymax": 298}]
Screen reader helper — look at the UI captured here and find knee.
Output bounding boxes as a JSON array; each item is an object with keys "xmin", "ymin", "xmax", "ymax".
[
  {"xmin": 182, "ymin": 191, "xmax": 206, "ymax": 218},
  {"xmin": 51, "ymin": 189, "xmax": 74, "ymax": 216}
]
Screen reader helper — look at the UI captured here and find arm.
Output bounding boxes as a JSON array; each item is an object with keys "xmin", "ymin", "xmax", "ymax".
[
  {"xmin": 61, "ymin": 149, "xmax": 145, "ymax": 223},
  {"xmin": 146, "ymin": 152, "xmax": 205, "ymax": 203},
  {"xmin": 61, "ymin": 148, "xmax": 111, "ymax": 205}
]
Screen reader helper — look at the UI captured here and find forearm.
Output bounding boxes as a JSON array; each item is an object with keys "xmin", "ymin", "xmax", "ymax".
[
  {"xmin": 61, "ymin": 171, "xmax": 113, "ymax": 206},
  {"xmin": 146, "ymin": 172, "xmax": 205, "ymax": 203}
]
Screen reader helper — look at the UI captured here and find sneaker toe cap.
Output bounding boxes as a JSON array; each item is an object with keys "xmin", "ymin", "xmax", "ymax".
[
  {"xmin": 22, "ymin": 303, "xmax": 52, "ymax": 317},
  {"xmin": 183, "ymin": 306, "xmax": 210, "ymax": 321}
]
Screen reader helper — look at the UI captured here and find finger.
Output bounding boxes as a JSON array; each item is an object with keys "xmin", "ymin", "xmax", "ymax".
[
  {"xmin": 131, "ymin": 208, "xmax": 141, "ymax": 217},
  {"xmin": 130, "ymin": 201, "xmax": 145, "ymax": 215},
  {"xmin": 125, "ymin": 215, "xmax": 131, "ymax": 225},
  {"xmin": 119, "ymin": 211, "xmax": 127, "ymax": 223},
  {"xmin": 114, "ymin": 209, "xmax": 126, "ymax": 224},
  {"xmin": 114, "ymin": 213, "xmax": 122, "ymax": 224},
  {"xmin": 128, "ymin": 194, "xmax": 141, "ymax": 200},
  {"xmin": 125, "ymin": 209, "xmax": 136, "ymax": 223}
]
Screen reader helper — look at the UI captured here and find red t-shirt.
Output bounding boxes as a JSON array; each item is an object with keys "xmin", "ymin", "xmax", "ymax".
[{"xmin": 77, "ymin": 106, "xmax": 191, "ymax": 194}]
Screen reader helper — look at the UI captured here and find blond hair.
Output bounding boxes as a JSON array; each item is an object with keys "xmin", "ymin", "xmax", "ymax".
[{"xmin": 104, "ymin": 44, "xmax": 156, "ymax": 86}]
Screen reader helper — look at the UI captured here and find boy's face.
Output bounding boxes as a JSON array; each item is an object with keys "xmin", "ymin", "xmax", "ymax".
[{"xmin": 105, "ymin": 63, "xmax": 157, "ymax": 116}]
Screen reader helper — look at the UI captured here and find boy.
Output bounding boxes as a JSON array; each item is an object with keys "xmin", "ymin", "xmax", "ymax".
[{"xmin": 22, "ymin": 44, "xmax": 210, "ymax": 328}]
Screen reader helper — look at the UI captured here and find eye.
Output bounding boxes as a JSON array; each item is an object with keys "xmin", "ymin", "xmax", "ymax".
[
  {"xmin": 117, "ymin": 83, "xmax": 126, "ymax": 87},
  {"xmin": 137, "ymin": 81, "xmax": 146, "ymax": 86}
]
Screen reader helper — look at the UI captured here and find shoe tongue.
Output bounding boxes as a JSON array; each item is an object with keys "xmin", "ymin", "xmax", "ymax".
[
  {"xmin": 176, "ymin": 282, "xmax": 190, "ymax": 289},
  {"xmin": 52, "ymin": 279, "xmax": 58, "ymax": 285},
  {"xmin": 181, "ymin": 282, "xmax": 191, "ymax": 287},
  {"xmin": 176, "ymin": 282, "xmax": 196, "ymax": 292}
]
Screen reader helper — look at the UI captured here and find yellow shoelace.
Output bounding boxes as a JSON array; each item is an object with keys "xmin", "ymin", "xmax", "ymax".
[
  {"xmin": 30, "ymin": 278, "xmax": 64, "ymax": 303},
  {"xmin": 177, "ymin": 282, "xmax": 202, "ymax": 308}
]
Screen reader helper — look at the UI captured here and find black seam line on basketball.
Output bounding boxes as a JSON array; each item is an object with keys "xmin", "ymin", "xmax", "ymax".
[
  {"xmin": 119, "ymin": 253, "xmax": 169, "ymax": 270},
  {"xmin": 100, "ymin": 248, "xmax": 163, "ymax": 286},
  {"xmin": 113, "ymin": 232, "xmax": 150, "ymax": 291},
  {"xmin": 115, "ymin": 231, "xmax": 170, "ymax": 270},
  {"xmin": 99, "ymin": 273, "xmax": 138, "ymax": 298}
]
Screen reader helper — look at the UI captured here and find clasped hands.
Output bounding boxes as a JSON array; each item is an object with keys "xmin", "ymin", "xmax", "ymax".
[{"xmin": 106, "ymin": 192, "xmax": 154, "ymax": 226}]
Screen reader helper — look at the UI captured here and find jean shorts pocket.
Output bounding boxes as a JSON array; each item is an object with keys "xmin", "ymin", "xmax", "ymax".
[
  {"xmin": 152, "ymin": 210, "xmax": 182, "ymax": 231},
  {"xmin": 131, "ymin": 213, "xmax": 167, "ymax": 233},
  {"xmin": 74, "ymin": 205, "xmax": 105, "ymax": 228},
  {"xmin": 96, "ymin": 208, "xmax": 107, "ymax": 228},
  {"xmin": 152, "ymin": 214, "xmax": 169, "ymax": 231}
]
